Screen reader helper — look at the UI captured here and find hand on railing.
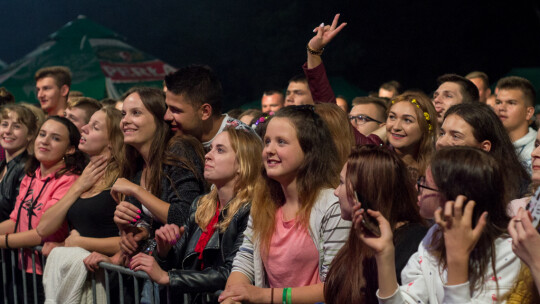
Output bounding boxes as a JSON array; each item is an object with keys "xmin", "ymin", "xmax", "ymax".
[
  {"xmin": 84, "ymin": 252, "xmax": 113, "ymax": 272},
  {"xmin": 155, "ymin": 224, "xmax": 184, "ymax": 259},
  {"xmin": 83, "ymin": 251, "xmax": 126, "ymax": 272},
  {"xmin": 130, "ymin": 252, "xmax": 170, "ymax": 285}
]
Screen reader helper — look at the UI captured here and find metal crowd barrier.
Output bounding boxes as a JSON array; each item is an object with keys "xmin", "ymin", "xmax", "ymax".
[{"xmin": 0, "ymin": 247, "xmax": 173, "ymax": 304}]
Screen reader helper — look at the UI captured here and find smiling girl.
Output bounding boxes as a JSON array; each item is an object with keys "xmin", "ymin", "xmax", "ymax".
[
  {"xmin": 0, "ymin": 105, "xmax": 39, "ymax": 222},
  {"xmin": 386, "ymin": 93, "xmax": 438, "ymax": 178},
  {"xmin": 219, "ymin": 106, "xmax": 350, "ymax": 304},
  {"xmin": 0, "ymin": 116, "xmax": 85, "ymax": 302}
]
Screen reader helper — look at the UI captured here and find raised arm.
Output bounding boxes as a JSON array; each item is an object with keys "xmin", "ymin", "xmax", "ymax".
[
  {"xmin": 303, "ymin": 14, "xmax": 347, "ymax": 105},
  {"xmin": 307, "ymin": 13, "xmax": 347, "ymax": 69}
]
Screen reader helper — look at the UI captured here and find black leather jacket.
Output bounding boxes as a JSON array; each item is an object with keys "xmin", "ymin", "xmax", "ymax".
[
  {"xmin": 156, "ymin": 196, "xmax": 251, "ymax": 304},
  {"xmin": 0, "ymin": 151, "xmax": 28, "ymax": 221}
]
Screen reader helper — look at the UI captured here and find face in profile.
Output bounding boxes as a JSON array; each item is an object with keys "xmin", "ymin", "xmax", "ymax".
[
  {"xmin": 164, "ymin": 91, "xmax": 203, "ymax": 138},
  {"xmin": 417, "ymin": 167, "xmax": 444, "ymax": 219},
  {"xmin": 65, "ymin": 107, "xmax": 88, "ymax": 132},
  {"xmin": 334, "ymin": 163, "xmax": 354, "ymax": 220},
  {"xmin": 531, "ymin": 131, "xmax": 540, "ymax": 184},
  {"xmin": 79, "ymin": 110, "xmax": 110, "ymax": 157},
  {"xmin": 36, "ymin": 77, "xmax": 67, "ymax": 115},
  {"xmin": 204, "ymin": 131, "xmax": 239, "ymax": 187}
]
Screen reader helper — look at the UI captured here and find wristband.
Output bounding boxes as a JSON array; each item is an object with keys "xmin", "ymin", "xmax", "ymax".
[
  {"xmin": 5, "ymin": 233, "xmax": 10, "ymax": 249},
  {"xmin": 286, "ymin": 287, "xmax": 292, "ymax": 304},
  {"xmin": 306, "ymin": 43, "xmax": 324, "ymax": 56},
  {"xmin": 282, "ymin": 288, "xmax": 287, "ymax": 304},
  {"xmin": 270, "ymin": 288, "xmax": 274, "ymax": 304}
]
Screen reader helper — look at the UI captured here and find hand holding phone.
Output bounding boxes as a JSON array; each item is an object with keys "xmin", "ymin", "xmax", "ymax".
[{"xmin": 354, "ymin": 191, "xmax": 381, "ymax": 237}]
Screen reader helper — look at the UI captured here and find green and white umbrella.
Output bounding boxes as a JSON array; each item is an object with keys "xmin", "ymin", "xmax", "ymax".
[{"xmin": 0, "ymin": 15, "xmax": 175, "ymax": 103}]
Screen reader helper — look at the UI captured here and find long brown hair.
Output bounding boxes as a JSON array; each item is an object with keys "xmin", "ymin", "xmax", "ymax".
[
  {"xmin": 119, "ymin": 87, "xmax": 172, "ymax": 196},
  {"xmin": 195, "ymin": 128, "xmax": 262, "ymax": 232},
  {"xmin": 251, "ymin": 106, "xmax": 340, "ymax": 253},
  {"xmin": 324, "ymin": 146, "xmax": 424, "ymax": 304},
  {"xmin": 429, "ymin": 147, "xmax": 509, "ymax": 295},
  {"xmin": 389, "ymin": 93, "xmax": 438, "ymax": 177}
]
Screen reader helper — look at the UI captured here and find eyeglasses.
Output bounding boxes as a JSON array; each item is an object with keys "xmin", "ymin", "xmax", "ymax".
[
  {"xmin": 348, "ymin": 114, "xmax": 382, "ymax": 126},
  {"xmin": 416, "ymin": 176, "xmax": 439, "ymax": 195}
]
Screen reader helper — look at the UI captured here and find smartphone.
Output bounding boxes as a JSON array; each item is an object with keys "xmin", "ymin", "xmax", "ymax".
[{"xmin": 354, "ymin": 191, "xmax": 381, "ymax": 237}]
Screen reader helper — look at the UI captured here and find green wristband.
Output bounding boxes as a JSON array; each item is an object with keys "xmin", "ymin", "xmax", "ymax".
[
  {"xmin": 282, "ymin": 288, "xmax": 287, "ymax": 304},
  {"xmin": 286, "ymin": 288, "xmax": 292, "ymax": 304}
]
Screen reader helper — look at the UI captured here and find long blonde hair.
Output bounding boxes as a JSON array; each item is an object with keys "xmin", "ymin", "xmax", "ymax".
[
  {"xmin": 100, "ymin": 106, "xmax": 125, "ymax": 189},
  {"xmin": 195, "ymin": 128, "xmax": 262, "ymax": 232}
]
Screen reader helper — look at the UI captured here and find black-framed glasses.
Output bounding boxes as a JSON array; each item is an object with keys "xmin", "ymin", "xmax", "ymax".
[
  {"xmin": 416, "ymin": 176, "xmax": 439, "ymax": 195},
  {"xmin": 348, "ymin": 114, "xmax": 382, "ymax": 125}
]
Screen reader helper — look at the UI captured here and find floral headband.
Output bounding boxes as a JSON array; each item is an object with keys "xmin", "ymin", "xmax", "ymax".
[
  {"xmin": 251, "ymin": 111, "xmax": 275, "ymax": 129},
  {"xmin": 391, "ymin": 99, "xmax": 433, "ymax": 131}
]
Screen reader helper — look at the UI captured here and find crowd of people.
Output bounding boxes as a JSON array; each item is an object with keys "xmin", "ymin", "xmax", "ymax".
[{"xmin": 0, "ymin": 13, "xmax": 539, "ymax": 304}]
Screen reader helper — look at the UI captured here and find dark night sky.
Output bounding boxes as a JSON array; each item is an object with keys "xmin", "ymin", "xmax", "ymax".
[{"xmin": 1, "ymin": 0, "xmax": 540, "ymax": 109}]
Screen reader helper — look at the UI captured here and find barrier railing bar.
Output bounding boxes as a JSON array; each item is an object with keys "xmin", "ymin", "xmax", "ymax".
[
  {"xmin": 118, "ymin": 268, "xmax": 124, "ymax": 304},
  {"xmin": 91, "ymin": 271, "xmax": 97, "ymax": 304},
  {"xmin": 2, "ymin": 249, "xmax": 7, "ymax": 304},
  {"xmin": 10, "ymin": 250, "xmax": 17, "ymax": 304},
  {"xmin": 20, "ymin": 249, "xmax": 28, "ymax": 304},
  {"xmin": 104, "ymin": 269, "xmax": 111, "ymax": 304},
  {"xmin": 30, "ymin": 250, "xmax": 37, "ymax": 304},
  {"xmin": 134, "ymin": 276, "xmax": 139, "ymax": 304}
]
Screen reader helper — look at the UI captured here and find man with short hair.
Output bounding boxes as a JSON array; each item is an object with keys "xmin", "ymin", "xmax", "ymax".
[
  {"xmin": 285, "ymin": 74, "xmax": 313, "ymax": 106},
  {"xmin": 65, "ymin": 97, "xmax": 102, "ymax": 132},
  {"xmin": 164, "ymin": 65, "xmax": 253, "ymax": 149},
  {"xmin": 261, "ymin": 90, "xmax": 284, "ymax": 112},
  {"xmin": 466, "ymin": 71, "xmax": 491, "ymax": 104},
  {"xmin": 35, "ymin": 66, "xmax": 72, "ymax": 116},
  {"xmin": 348, "ymin": 97, "xmax": 387, "ymax": 136},
  {"xmin": 432, "ymin": 74, "xmax": 479, "ymax": 124},
  {"xmin": 378, "ymin": 80, "xmax": 402, "ymax": 98},
  {"xmin": 494, "ymin": 76, "xmax": 536, "ymax": 171}
]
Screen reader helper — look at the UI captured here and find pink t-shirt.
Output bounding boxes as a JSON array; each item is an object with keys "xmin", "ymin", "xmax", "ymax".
[
  {"xmin": 262, "ymin": 207, "xmax": 321, "ymax": 288},
  {"xmin": 9, "ymin": 167, "xmax": 77, "ymax": 274}
]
